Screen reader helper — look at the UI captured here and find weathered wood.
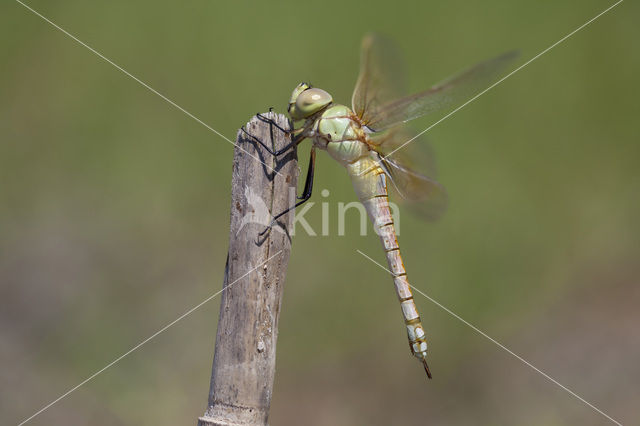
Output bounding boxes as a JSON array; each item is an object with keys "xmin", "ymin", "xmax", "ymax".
[{"xmin": 198, "ymin": 113, "xmax": 298, "ymax": 426}]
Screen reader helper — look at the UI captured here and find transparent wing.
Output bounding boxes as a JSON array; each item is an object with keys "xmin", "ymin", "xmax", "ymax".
[
  {"xmin": 361, "ymin": 50, "xmax": 518, "ymax": 131},
  {"xmin": 368, "ymin": 125, "xmax": 437, "ymax": 177},
  {"xmin": 352, "ymin": 33, "xmax": 407, "ymax": 124},
  {"xmin": 370, "ymin": 128, "xmax": 447, "ymax": 220},
  {"xmin": 381, "ymin": 154, "xmax": 448, "ymax": 221}
]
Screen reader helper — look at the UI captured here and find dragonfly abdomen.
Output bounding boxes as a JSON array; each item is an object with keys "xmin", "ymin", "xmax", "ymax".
[{"xmin": 348, "ymin": 157, "xmax": 431, "ymax": 377}]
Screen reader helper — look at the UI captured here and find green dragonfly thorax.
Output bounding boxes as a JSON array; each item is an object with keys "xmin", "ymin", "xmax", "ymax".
[{"xmin": 317, "ymin": 104, "xmax": 369, "ymax": 165}]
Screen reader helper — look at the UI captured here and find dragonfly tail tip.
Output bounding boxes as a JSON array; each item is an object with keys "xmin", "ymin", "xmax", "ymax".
[{"xmin": 422, "ymin": 359, "xmax": 432, "ymax": 379}]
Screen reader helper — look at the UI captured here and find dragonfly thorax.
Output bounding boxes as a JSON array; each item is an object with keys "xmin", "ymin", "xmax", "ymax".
[{"xmin": 315, "ymin": 104, "xmax": 369, "ymax": 165}]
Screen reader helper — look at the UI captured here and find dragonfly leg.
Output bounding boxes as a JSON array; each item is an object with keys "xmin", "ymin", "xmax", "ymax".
[
  {"xmin": 259, "ymin": 147, "xmax": 316, "ymax": 236},
  {"xmin": 240, "ymin": 125, "xmax": 303, "ymax": 157},
  {"xmin": 255, "ymin": 110, "xmax": 290, "ymax": 134}
]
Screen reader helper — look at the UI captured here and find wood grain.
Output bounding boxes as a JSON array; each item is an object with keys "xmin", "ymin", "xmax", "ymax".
[{"xmin": 198, "ymin": 112, "xmax": 298, "ymax": 426}]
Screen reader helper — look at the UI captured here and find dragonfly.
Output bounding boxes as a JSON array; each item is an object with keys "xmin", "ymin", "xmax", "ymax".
[{"xmin": 243, "ymin": 33, "xmax": 517, "ymax": 378}]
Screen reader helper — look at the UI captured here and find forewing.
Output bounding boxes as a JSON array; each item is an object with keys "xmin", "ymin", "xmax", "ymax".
[
  {"xmin": 364, "ymin": 50, "xmax": 518, "ymax": 131},
  {"xmin": 352, "ymin": 33, "xmax": 407, "ymax": 124}
]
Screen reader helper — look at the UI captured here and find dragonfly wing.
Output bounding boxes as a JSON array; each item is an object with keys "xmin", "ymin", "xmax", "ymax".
[
  {"xmin": 370, "ymin": 127, "xmax": 447, "ymax": 220},
  {"xmin": 352, "ymin": 33, "xmax": 408, "ymax": 124},
  {"xmin": 363, "ymin": 50, "xmax": 519, "ymax": 131},
  {"xmin": 380, "ymin": 153, "xmax": 448, "ymax": 221},
  {"xmin": 368, "ymin": 125, "xmax": 437, "ymax": 178}
]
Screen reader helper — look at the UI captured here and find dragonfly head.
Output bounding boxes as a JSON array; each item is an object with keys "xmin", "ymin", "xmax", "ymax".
[{"xmin": 288, "ymin": 82, "xmax": 332, "ymax": 121}]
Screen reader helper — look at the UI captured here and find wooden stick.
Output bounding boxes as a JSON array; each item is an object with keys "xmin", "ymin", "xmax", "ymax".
[{"xmin": 198, "ymin": 112, "xmax": 298, "ymax": 426}]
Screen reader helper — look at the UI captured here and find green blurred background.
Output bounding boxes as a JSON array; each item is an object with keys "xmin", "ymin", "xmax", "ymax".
[{"xmin": 2, "ymin": 0, "xmax": 638, "ymax": 425}]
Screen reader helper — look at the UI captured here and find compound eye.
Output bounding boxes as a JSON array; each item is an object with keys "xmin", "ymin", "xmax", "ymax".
[{"xmin": 295, "ymin": 88, "xmax": 332, "ymax": 117}]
